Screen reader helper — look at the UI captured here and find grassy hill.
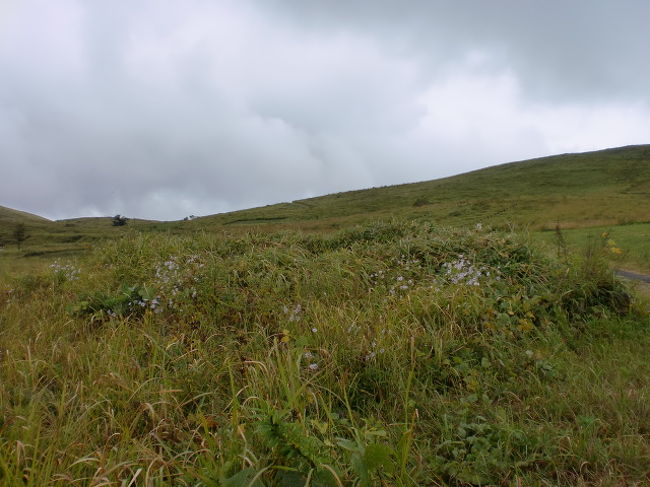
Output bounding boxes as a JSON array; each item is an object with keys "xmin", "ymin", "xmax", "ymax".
[
  {"xmin": 189, "ymin": 144, "xmax": 650, "ymax": 231},
  {"xmin": 0, "ymin": 205, "xmax": 50, "ymax": 240},
  {"xmin": 2, "ymin": 146, "xmax": 650, "ymax": 485},
  {"xmin": 0, "ymin": 205, "xmax": 50, "ymax": 225},
  {"xmin": 2, "ymin": 144, "xmax": 649, "ymax": 270},
  {"xmin": 2, "ymin": 144, "xmax": 649, "ymax": 239},
  {"xmin": 183, "ymin": 144, "xmax": 650, "ymax": 272}
]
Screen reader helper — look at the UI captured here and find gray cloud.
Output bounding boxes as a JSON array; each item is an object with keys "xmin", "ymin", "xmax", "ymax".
[
  {"xmin": 1, "ymin": 0, "xmax": 649, "ymax": 220},
  {"xmin": 259, "ymin": 0, "xmax": 650, "ymax": 103}
]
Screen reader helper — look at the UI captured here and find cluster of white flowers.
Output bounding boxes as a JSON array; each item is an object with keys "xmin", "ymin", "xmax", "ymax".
[
  {"xmin": 365, "ymin": 349, "xmax": 386, "ymax": 361},
  {"xmin": 370, "ymin": 255, "xmax": 422, "ymax": 296},
  {"xmin": 302, "ymin": 351, "xmax": 319, "ymax": 371},
  {"xmin": 441, "ymin": 254, "xmax": 490, "ymax": 286},
  {"xmin": 282, "ymin": 303, "xmax": 302, "ymax": 322},
  {"xmin": 365, "ymin": 337, "xmax": 386, "ymax": 361},
  {"xmin": 394, "ymin": 255, "xmax": 421, "ymax": 270},
  {"xmin": 154, "ymin": 254, "xmax": 204, "ymax": 309},
  {"xmin": 155, "ymin": 255, "xmax": 203, "ymax": 284},
  {"xmin": 128, "ymin": 296, "xmax": 162, "ymax": 313},
  {"xmin": 105, "ymin": 294, "xmax": 163, "ymax": 319},
  {"xmin": 389, "ymin": 275, "xmax": 415, "ymax": 294},
  {"xmin": 50, "ymin": 261, "xmax": 80, "ymax": 281},
  {"xmin": 368, "ymin": 270, "xmax": 386, "ymax": 281}
]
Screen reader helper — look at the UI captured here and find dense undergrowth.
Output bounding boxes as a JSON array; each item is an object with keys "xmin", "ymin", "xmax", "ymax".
[{"xmin": 1, "ymin": 220, "xmax": 649, "ymax": 486}]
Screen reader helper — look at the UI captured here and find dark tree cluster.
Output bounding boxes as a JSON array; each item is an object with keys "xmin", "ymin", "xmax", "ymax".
[
  {"xmin": 13, "ymin": 223, "xmax": 29, "ymax": 249},
  {"xmin": 112, "ymin": 215, "xmax": 128, "ymax": 226}
]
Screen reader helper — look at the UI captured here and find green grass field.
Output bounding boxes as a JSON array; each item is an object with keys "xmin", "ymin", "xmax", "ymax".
[
  {"xmin": 2, "ymin": 221, "xmax": 649, "ymax": 485},
  {"xmin": 1, "ymin": 145, "xmax": 650, "ymax": 485},
  {"xmin": 537, "ymin": 223, "xmax": 650, "ymax": 274}
]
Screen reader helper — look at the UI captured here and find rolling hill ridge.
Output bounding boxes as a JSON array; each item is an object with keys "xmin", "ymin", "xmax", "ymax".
[
  {"xmin": 2, "ymin": 144, "xmax": 649, "ymax": 241},
  {"xmin": 190, "ymin": 144, "xmax": 650, "ymax": 230}
]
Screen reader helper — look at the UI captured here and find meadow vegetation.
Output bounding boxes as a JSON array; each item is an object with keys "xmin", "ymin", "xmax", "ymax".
[
  {"xmin": 2, "ymin": 145, "xmax": 650, "ymax": 485},
  {"xmin": 538, "ymin": 222, "xmax": 650, "ymax": 275},
  {"xmin": 3, "ymin": 144, "xmax": 650, "ymax": 253},
  {"xmin": 1, "ymin": 220, "xmax": 649, "ymax": 486}
]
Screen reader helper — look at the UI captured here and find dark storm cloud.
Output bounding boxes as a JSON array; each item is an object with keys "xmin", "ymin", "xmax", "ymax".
[
  {"xmin": 259, "ymin": 0, "xmax": 650, "ymax": 103},
  {"xmin": 1, "ymin": 1, "xmax": 649, "ymax": 220}
]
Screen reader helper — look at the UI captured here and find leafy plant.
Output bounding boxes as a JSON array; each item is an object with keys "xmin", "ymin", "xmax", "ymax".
[
  {"xmin": 336, "ymin": 424, "xmax": 395, "ymax": 486},
  {"xmin": 68, "ymin": 283, "xmax": 159, "ymax": 320}
]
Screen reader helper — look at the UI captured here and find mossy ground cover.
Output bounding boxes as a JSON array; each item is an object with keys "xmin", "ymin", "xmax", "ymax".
[{"xmin": 1, "ymin": 220, "xmax": 648, "ymax": 486}]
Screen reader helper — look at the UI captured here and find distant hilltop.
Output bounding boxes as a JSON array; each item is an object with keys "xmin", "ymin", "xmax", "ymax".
[{"xmin": 2, "ymin": 144, "xmax": 650, "ymax": 241}]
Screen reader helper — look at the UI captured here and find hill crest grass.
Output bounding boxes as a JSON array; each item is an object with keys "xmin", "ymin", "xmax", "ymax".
[
  {"xmin": 2, "ymin": 144, "xmax": 650, "ymax": 254},
  {"xmin": 1, "ymin": 219, "xmax": 649, "ymax": 485}
]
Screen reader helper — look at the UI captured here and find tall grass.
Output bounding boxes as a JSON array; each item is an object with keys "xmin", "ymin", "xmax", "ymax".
[{"xmin": 1, "ymin": 220, "xmax": 648, "ymax": 485}]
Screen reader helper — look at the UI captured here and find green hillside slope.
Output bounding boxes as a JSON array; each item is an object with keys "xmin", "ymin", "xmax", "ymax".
[
  {"xmin": 0, "ymin": 205, "xmax": 52, "ymax": 243},
  {"xmin": 192, "ymin": 144, "xmax": 650, "ymax": 230},
  {"xmin": 2, "ymin": 144, "xmax": 649, "ymax": 246},
  {"xmin": 0, "ymin": 205, "xmax": 50, "ymax": 225}
]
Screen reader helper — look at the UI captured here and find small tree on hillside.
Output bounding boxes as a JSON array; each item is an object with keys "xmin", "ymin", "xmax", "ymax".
[
  {"xmin": 13, "ymin": 223, "xmax": 29, "ymax": 249},
  {"xmin": 112, "ymin": 214, "xmax": 128, "ymax": 226}
]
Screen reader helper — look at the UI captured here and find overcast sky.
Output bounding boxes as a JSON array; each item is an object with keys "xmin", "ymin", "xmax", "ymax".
[{"xmin": 1, "ymin": 1, "xmax": 649, "ymax": 220}]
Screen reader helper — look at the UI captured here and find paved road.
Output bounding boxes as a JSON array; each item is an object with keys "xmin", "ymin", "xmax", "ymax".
[{"xmin": 615, "ymin": 269, "xmax": 650, "ymax": 284}]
